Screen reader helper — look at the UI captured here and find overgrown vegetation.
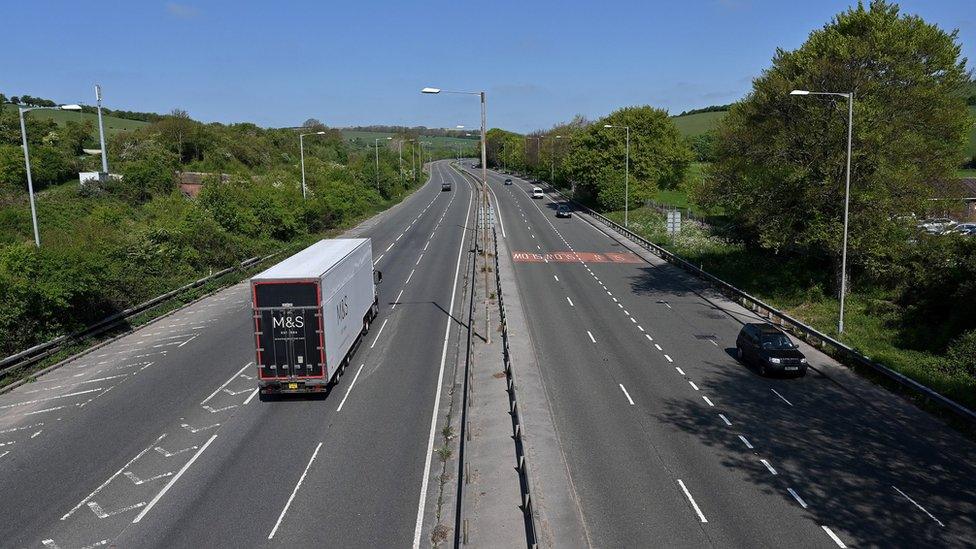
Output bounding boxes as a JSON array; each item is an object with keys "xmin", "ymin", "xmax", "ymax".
[{"xmin": 0, "ymin": 107, "xmax": 430, "ymax": 357}]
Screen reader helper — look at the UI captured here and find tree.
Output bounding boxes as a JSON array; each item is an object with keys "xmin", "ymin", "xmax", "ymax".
[
  {"xmin": 698, "ymin": 1, "xmax": 971, "ymax": 280},
  {"xmin": 565, "ymin": 106, "xmax": 693, "ymax": 210}
]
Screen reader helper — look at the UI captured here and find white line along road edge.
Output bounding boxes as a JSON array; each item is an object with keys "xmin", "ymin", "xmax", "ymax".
[{"xmin": 412, "ymin": 172, "xmax": 473, "ymax": 549}]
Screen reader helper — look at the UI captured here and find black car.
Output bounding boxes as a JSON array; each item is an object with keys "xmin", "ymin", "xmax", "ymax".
[
  {"xmin": 504, "ymin": 178, "xmax": 513, "ymax": 185},
  {"xmin": 441, "ymin": 182, "xmax": 452, "ymax": 191},
  {"xmin": 556, "ymin": 204, "xmax": 572, "ymax": 218},
  {"xmin": 735, "ymin": 323, "xmax": 807, "ymax": 377}
]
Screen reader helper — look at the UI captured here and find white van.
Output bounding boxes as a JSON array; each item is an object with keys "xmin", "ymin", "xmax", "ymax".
[{"xmin": 531, "ymin": 187, "xmax": 544, "ymax": 199}]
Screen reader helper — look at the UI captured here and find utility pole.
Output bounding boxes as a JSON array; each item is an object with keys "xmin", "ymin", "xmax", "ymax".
[{"xmin": 94, "ymin": 85, "xmax": 108, "ymax": 173}]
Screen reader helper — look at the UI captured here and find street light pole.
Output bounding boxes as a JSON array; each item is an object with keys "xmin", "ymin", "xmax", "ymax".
[
  {"xmin": 374, "ymin": 136, "xmax": 392, "ymax": 190},
  {"xmin": 790, "ymin": 89, "xmax": 854, "ymax": 334},
  {"xmin": 94, "ymin": 85, "xmax": 109, "ymax": 173},
  {"xmin": 299, "ymin": 130, "xmax": 326, "ymax": 200},
  {"xmin": 604, "ymin": 124, "xmax": 631, "ymax": 227},
  {"xmin": 19, "ymin": 103, "xmax": 83, "ymax": 247}
]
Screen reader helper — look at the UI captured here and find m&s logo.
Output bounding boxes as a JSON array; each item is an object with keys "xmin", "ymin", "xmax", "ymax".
[
  {"xmin": 273, "ymin": 315, "xmax": 304, "ymax": 329},
  {"xmin": 336, "ymin": 296, "xmax": 349, "ymax": 321}
]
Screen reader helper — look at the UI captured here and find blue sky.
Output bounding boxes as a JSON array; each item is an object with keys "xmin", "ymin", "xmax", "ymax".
[{"xmin": 2, "ymin": 1, "xmax": 973, "ymax": 132}]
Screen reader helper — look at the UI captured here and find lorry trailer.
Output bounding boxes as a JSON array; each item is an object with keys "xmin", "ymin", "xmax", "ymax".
[{"xmin": 250, "ymin": 238, "xmax": 381, "ymax": 395}]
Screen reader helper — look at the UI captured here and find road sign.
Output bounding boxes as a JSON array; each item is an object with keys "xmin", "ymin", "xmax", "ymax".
[{"xmin": 666, "ymin": 210, "xmax": 681, "ymax": 235}]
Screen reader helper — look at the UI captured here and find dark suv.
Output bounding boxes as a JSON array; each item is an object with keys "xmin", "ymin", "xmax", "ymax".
[
  {"xmin": 504, "ymin": 178, "xmax": 513, "ymax": 185},
  {"xmin": 735, "ymin": 323, "xmax": 807, "ymax": 377}
]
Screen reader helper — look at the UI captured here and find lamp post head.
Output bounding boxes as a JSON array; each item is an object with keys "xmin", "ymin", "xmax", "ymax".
[
  {"xmin": 604, "ymin": 124, "xmax": 613, "ymax": 128},
  {"xmin": 789, "ymin": 90, "xmax": 810, "ymax": 95},
  {"xmin": 60, "ymin": 104, "xmax": 83, "ymax": 111},
  {"xmin": 421, "ymin": 87, "xmax": 441, "ymax": 94},
  {"xmin": 316, "ymin": 131, "xmax": 326, "ymax": 135}
]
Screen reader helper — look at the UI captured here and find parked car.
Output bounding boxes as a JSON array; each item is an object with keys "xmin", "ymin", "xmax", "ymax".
[
  {"xmin": 556, "ymin": 204, "xmax": 572, "ymax": 218},
  {"xmin": 953, "ymin": 222, "xmax": 976, "ymax": 235},
  {"xmin": 531, "ymin": 187, "xmax": 544, "ymax": 199},
  {"xmin": 504, "ymin": 178, "xmax": 513, "ymax": 185},
  {"xmin": 918, "ymin": 218, "xmax": 957, "ymax": 234},
  {"xmin": 735, "ymin": 323, "xmax": 807, "ymax": 377}
]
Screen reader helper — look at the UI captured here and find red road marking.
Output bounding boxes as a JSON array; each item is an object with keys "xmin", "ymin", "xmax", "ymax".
[{"xmin": 512, "ymin": 251, "xmax": 642, "ymax": 264}]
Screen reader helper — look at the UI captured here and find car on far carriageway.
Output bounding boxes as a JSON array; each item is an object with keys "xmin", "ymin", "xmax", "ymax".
[
  {"xmin": 531, "ymin": 187, "xmax": 544, "ymax": 199},
  {"xmin": 505, "ymin": 178, "xmax": 513, "ymax": 185},
  {"xmin": 735, "ymin": 323, "xmax": 807, "ymax": 377},
  {"xmin": 556, "ymin": 204, "xmax": 572, "ymax": 218}
]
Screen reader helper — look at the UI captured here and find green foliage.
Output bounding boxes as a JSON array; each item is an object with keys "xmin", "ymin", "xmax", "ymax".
[
  {"xmin": 0, "ymin": 145, "xmax": 26, "ymax": 190},
  {"xmin": 946, "ymin": 331, "xmax": 976, "ymax": 379},
  {"xmin": 564, "ymin": 106, "xmax": 693, "ymax": 210},
  {"xmin": 687, "ymin": 133, "xmax": 717, "ymax": 162},
  {"xmin": 700, "ymin": 0, "xmax": 971, "ymax": 279}
]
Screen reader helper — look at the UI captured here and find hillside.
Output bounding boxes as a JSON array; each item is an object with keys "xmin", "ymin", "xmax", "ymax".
[
  {"xmin": 2, "ymin": 103, "xmax": 148, "ymax": 138},
  {"xmin": 671, "ymin": 110, "xmax": 726, "ymax": 137}
]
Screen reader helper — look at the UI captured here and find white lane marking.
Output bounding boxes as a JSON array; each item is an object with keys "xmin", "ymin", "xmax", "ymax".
[
  {"xmin": 654, "ymin": 344, "xmax": 663, "ymax": 351},
  {"xmin": 553, "ymin": 275, "xmax": 559, "ymax": 282},
  {"xmin": 201, "ymin": 362, "xmax": 252, "ymax": 406},
  {"xmin": 62, "ymin": 434, "xmax": 166, "ymax": 520},
  {"xmin": 177, "ymin": 333, "xmax": 199, "ymax": 348},
  {"xmin": 484, "ymin": 176, "xmax": 508, "ymax": 238},
  {"xmin": 0, "ymin": 388, "xmax": 104, "ymax": 410},
  {"xmin": 133, "ymin": 434, "xmax": 218, "ymax": 523},
  {"xmin": 638, "ymin": 325, "xmax": 644, "ymax": 332},
  {"xmin": 630, "ymin": 317, "xmax": 637, "ymax": 323},
  {"xmin": 24, "ymin": 405, "xmax": 68, "ymax": 416},
  {"xmin": 124, "ymin": 470, "xmax": 173, "ymax": 485},
  {"xmin": 0, "ymin": 450, "xmax": 8, "ymax": 460},
  {"xmin": 406, "ymin": 269, "xmax": 415, "ymax": 285},
  {"xmin": 396, "ymin": 233, "xmax": 404, "ymax": 241},
  {"xmin": 155, "ymin": 444, "xmax": 197, "ymax": 458},
  {"xmin": 677, "ymin": 479, "xmax": 707, "ymax": 523},
  {"xmin": 88, "ymin": 500, "xmax": 145, "ymax": 519},
  {"xmin": 386, "ymin": 243, "xmax": 394, "ymax": 252},
  {"xmin": 617, "ymin": 303, "xmax": 623, "ymax": 309},
  {"xmin": 738, "ymin": 435, "xmax": 754, "ymax": 449},
  {"xmin": 645, "ymin": 334, "xmax": 654, "ymax": 342},
  {"xmin": 619, "ymin": 384, "xmax": 635, "ymax": 406},
  {"xmin": 0, "ymin": 441, "xmax": 15, "ymax": 448},
  {"xmin": 892, "ymin": 485, "xmax": 945, "ymax": 527},
  {"xmin": 623, "ymin": 309, "xmax": 629, "ymax": 315},
  {"xmin": 268, "ymin": 441, "xmax": 323, "ymax": 539},
  {"xmin": 243, "ymin": 388, "xmax": 260, "ymax": 405},
  {"xmin": 566, "ymin": 297, "xmax": 574, "ymax": 307},
  {"xmin": 710, "ymin": 340, "xmax": 719, "ymax": 346},
  {"xmin": 370, "ymin": 318, "xmax": 390, "ymax": 349},
  {"xmin": 770, "ymin": 388, "xmax": 793, "ymax": 406},
  {"xmin": 664, "ymin": 354, "xmax": 673, "ymax": 363},
  {"xmin": 587, "ymin": 331, "xmax": 596, "ymax": 343},
  {"xmin": 787, "ymin": 487, "xmax": 808, "ymax": 509},
  {"xmin": 689, "ymin": 381, "xmax": 700, "ymax": 391},
  {"xmin": 391, "ymin": 289, "xmax": 405, "ymax": 310},
  {"xmin": 821, "ymin": 526, "xmax": 847, "ymax": 548},
  {"xmin": 416, "ymin": 254, "xmax": 424, "ymax": 265},
  {"xmin": 702, "ymin": 395, "xmax": 715, "ymax": 407},
  {"xmin": 760, "ymin": 459, "xmax": 778, "ymax": 475},
  {"xmin": 30, "ymin": 430, "xmax": 43, "ymax": 438},
  {"xmin": 413, "ymin": 177, "xmax": 472, "ymax": 549},
  {"xmin": 373, "ymin": 254, "xmax": 385, "ymax": 265},
  {"xmin": 675, "ymin": 367, "xmax": 686, "ymax": 376},
  {"xmin": 719, "ymin": 414, "xmax": 732, "ymax": 426},
  {"xmin": 0, "ymin": 423, "xmax": 44, "ymax": 435},
  {"xmin": 336, "ymin": 364, "xmax": 365, "ymax": 412},
  {"xmin": 424, "ymin": 240, "xmax": 430, "ymax": 251}
]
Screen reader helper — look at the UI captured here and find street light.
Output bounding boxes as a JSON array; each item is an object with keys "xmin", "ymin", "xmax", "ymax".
[
  {"xmin": 299, "ymin": 130, "xmax": 327, "ymax": 200},
  {"xmin": 19, "ymin": 103, "xmax": 83, "ymax": 247},
  {"xmin": 790, "ymin": 88, "xmax": 854, "ymax": 334},
  {"xmin": 375, "ymin": 136, "xmax": 393, "ymax": 190},
  {"xmin": 604, "ymin": 124, "xmax": 631, "ymax": 227},
  {"xmin": 94, "ymin": 85, "xmax": 109, "ymax": 174}
]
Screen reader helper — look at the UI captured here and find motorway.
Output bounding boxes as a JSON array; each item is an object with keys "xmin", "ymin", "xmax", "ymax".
[
  {"xmin": 467, "ymin": 164, "xmax": 976, "ymax": 548},
  {"xmin": 0, "ymin": 161, "xmax": 474, "ymax": 548}
]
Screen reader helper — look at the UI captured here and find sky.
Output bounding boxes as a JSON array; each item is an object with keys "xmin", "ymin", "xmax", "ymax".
[{"xmin": 2, "ymin": 0, "xmax": 973, "ymax": 133}]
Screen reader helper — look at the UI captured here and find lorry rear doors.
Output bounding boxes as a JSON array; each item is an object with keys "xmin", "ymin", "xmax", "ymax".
[{"xmin": 253, "ymin": 282, "xmax": 325, "ymax": 379}]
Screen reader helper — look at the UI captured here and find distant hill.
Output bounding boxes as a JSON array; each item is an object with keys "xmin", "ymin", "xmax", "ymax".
[
  {"xmin": 2, "ymin": 103, "xmax": 149, "ymax": 138},
  {"xmin": 672, "ymin": 110, "xmax": 726, "ymax": 137},
  {"xmin": 339, "ymin": 129, "xmax": 479, "ymax": 150}
]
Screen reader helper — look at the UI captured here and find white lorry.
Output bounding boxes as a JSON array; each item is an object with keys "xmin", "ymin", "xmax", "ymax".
[{"xmin": 250, "ymin": 238, "xmax": 381, "ymax": 396}]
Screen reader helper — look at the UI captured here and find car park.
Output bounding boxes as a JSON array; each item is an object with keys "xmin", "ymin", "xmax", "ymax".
[
  {"xmin": 556, "ymin": 204, "xmax": 572, "ymax": 218},
  {"xmin": 531, "ymin": 187, "xmax": 544, "ymax": 199},
  {"xmin": 735, "ymin": 323, "xmax": 808, "ymax": 377}
]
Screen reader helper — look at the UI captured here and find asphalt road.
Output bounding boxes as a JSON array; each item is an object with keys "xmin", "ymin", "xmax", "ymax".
[
  {"xmin": 470, "ymin": 164, "xmax": 976, "ymax": 548},
  {"xmin": 0, "ymin": 160, "xmax": 475, "ymax": 548}
]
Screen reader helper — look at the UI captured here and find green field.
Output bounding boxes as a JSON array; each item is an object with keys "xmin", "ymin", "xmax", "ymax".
[
  {"xmin": 671, "ymin": 110, "xmax": 726, "ymax": 137},
  {"xmin": 3, "ymin": 103, "xmax": 148, "ymax": 138},
  {"xmin": 340, "ymin": 130, "xmax": 479, "ymax": 150}
]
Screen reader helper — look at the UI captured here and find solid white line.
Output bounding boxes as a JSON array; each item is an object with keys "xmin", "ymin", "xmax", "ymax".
[
  {"xmin": 336, "ymin": 364, "xmax": 365, "ymax": 412},
  {"xmin": 702, "ymin": 395, "xmax": 715, "ymax": 407},
  {"xmin": 243, "ymin": 388, "xmax": 259, "ymax": 405},
  {"xmin": 719, "ymin": 413, "xmax": 732, "ymax": 426},
  {"xmin": 406, "ymin": 269, "xmax": 415, "ymax": 284},
  {"xmin": 370, "ymin": 318, "xmax": 390, "ymax": 349},
  {"xmin": 391, "ymin": 289, "xmax": 405, "ymax": 310},
  {"xmin": 738, "ymin": 435, "xmax": 754, "ymax": 449},
  {"xmin": 373, "ymin": 254, "xmax": 385, "ymax": 265},
  {"xmin": 677, "ymin": 479, "xmax": 707, "ymax": 523},
  {"xmin": 268, "ymin": 442, "xmax": 323, "ymax": 539},
  {"xmin": 664, "ymin": 354, "xmax": 673, "ymax": 363},
  {"xmin": 587, "ymin": 331, "xmax": 596, "ymax": 343},
  {"xmin": 760, "ymin": 459, "xmax": 778, "ymax": 475},
  {"xmin": 484, "ymin": 176, "xmax": 507, "ymax": 238},
  {"xmin": 133, "ymin": 434, "xmax": 217, "ymax": 523},
  {"xmin": 566, "ymin": 296, "xmax": 574, "ymax": 307},
  {"xmin": 770, "ymin": 388, "xmax": 794, "ymax": 406},
  {"xmin": 413, "ymin": 177, "xmax": 472, "ymax": 549},
  {"xmin": 619, "ymin": 384, "xmax": 635, "ymax": 405},
  {"xmin": 821, "ymin": 526, "xmax": 847, "ymax": 547},
  {"xmin": 892, "ymin": 485, "xmax": 945, "ymax": 527},
  {"xmin": 689, "ymin": 381, "xmax": 700, "ymax": 391},
  {"xmin": 787, "ymin": 487, "xmax": 808, "ymax": 509},
  {"xmin": 201, "ymin": 362, "xmax": 252, "ymax": 406}
]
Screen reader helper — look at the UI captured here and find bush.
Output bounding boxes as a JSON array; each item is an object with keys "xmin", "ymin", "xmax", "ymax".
[
  {"xmin": 945, "ymin": 330, "xmax": 976, "ymax": 378},
  {"xmin": 0, "ymin": 145, "xmax": 26, "ymax": 190}
]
